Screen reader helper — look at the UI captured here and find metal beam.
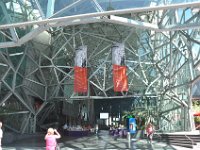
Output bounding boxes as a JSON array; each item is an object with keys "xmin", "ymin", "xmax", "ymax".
[
  {"xmin": 46, "ymin": 0, "xmax": 55, "ymax": 18},
  {"xmin": 0, "ymin": 1, "xmax": 200, "ymax": 30},
  {"xmin": 107, "ymin": 15, "xmax": 159, "ymax": 31}
]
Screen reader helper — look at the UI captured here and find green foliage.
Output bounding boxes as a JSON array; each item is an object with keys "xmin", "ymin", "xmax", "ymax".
[
  {"xmin": 195, "ymin": 116, "xmax": 200, "ymax": 123},
  {"xmin": 193, "ymin": 101, "xmax": 200, "ymax": 111},
  {"xmin": 193, "ymin": 101, "xmax": 200, "ymax": 123},
  {"xmin": 122, "ymin": 109, "xmax": 155, "ymax": 121}
]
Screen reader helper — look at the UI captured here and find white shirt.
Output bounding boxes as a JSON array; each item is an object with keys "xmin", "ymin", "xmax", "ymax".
[{"xmin": 63, "ymin": 124, "xmax": 68, "ymax": 130}]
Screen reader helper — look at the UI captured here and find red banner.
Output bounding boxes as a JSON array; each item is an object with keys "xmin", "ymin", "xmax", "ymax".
[
  {"xmin": 74, "ymin": 66, "xmax": 88, "ymax": 93},
  {"xmin": 113, "ymin": 64, "xmax": 128, "ymax": 92},
  {"xmin": 193, "ymin": 112, "xmax": 200, "ymax": 116}
]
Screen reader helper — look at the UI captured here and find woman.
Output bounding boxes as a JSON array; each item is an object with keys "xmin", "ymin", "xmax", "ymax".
[
  {"xmin": 45, "ymin": 128, "xmax": 61, "ymax": 150},
  {"xmin": 146, "ymin": 123, "xmax": 154, "ymax": 144}
]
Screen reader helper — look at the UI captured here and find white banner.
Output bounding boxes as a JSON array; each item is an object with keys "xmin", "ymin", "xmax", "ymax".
[
  {"xmin": 74, "ymin": 45, "xmax": 87, "ymax": 67},
  {"xmin": 112, "ymin": 43, "xmax": 125, "ymax": 65},
  {"xmin": 81, "ymin": 104, "xmax": 88, "ymax": 121}
]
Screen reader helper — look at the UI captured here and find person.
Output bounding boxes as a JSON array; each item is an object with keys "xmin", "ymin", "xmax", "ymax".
[
  {"xmin": 45, "ymin": 128, "xmax": 61, "ymax": 150},
  {"xmin": 0, "ymin": 121, "xmax": 3, "ymax": 150},
  {"xmin": 62, "ymin": 123, "xmax": 68, "ymax": 130},
  {"xmin": 95, "ymin": 124, "xmax": 99, "ymax": 135},
  {"xmin": 146, "ymin": 122, "xmax": 154, "ymax": 144}
]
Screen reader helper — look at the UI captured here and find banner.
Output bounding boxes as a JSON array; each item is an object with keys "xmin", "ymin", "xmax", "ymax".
[
  {"xmin": 74, "ymin": 46, "xmax": 88, "ymax": 93},
  {"xmin": 74, "ymin": 66, "xmax": 88, "ymax": 93},
  {"xmin": 74, "ymin": 45, "xmax": 87, "ymax": 67},
  {"xmin": 112, "ymin": 43, "xmax": 125, "ymax": 65},
  {"xmin": 113, "ymin": 64, "xmax": 128, "ymax": 92},
  {"xmin": 112, "ymin": 43, "xmax": 128, "ymax": 92},
  {"xmin": 193, "ymin": 112, "xmax": 200, "ymax": 116}
]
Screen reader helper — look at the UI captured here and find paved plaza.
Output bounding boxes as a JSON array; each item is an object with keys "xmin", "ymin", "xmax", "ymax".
[{"xmin": 1, "ymin": 130, "xmax": 195, "ymax": 150}]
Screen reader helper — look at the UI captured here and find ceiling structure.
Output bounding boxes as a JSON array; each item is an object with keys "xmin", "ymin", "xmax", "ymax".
[{"xmin": 0, "ymin": 0, "xmax": 200, "ymax": 133}]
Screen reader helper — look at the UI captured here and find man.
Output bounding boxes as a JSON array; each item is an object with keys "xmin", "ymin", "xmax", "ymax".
[{"xmin": 0, "ymin": 121, "xmax": 3, "ymax": 150}]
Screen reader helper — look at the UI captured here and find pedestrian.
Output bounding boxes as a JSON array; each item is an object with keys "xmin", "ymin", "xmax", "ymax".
[
  {"xmin": 146, "ymin": 122, "xmax": 154, "ymax": 144},
  {"xmin": 95, "ymin": 124, "xmax": 99, "ymax": 135},
  {"xmin": 0, "ymin": 121, "xmax": 3, "ymax": 150},
  {"xmin": 45, "ymin": 128, "xmax": 61, "ymax": 150}
]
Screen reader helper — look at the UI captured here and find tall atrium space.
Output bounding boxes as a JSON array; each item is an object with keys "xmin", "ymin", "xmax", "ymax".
[{"xmin": 1, "ymin": 0, "xmax": 200, "ymax": 141}]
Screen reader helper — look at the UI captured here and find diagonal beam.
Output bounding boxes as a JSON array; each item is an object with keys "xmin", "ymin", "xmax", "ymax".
[
  {"xmin": 0, "ymin": 25, "xmax": 47, "ymax": 48},
  {"xmin": 0, "ymin": 1, "xmax": 19, "ymax": 42},
  {"xmin": 0, "ymin": 17, "xmax": 102, "ymax": 48},
  {"xmin": 106, "ymin": 15, "xmax": 159, "ymax": 31}
]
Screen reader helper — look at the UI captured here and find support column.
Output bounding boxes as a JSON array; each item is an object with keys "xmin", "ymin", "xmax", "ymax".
[
  {"xmin": 188, "ymin": 85, "xmax": 195, "ymax": 131},
  {"xmin": 188, "ymin": 40, "xmax": 195, "ymax": 131}
]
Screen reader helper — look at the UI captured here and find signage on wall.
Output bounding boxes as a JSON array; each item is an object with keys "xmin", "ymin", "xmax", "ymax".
[
  {"xmin": 129, "ymin": 118, "xmax": 136, "ymax": 134},
  {"xmin": 100, "ymin": 112, "xmax": 109, "ymax": 119}
]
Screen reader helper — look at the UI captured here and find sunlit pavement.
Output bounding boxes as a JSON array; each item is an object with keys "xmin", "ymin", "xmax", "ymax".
[{"xmin": 1, "ymin": 130, "xmax": 194, "ymax": 150}]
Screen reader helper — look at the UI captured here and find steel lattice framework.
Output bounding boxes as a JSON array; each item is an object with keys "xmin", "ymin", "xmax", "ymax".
[{"xmin": 0, "ymin": 0, "xmax": 200, "ymax": 133}]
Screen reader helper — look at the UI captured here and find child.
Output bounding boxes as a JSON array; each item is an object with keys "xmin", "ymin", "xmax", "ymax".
[
  {"xmin": 146, "ymin": 122, "xmax": 154, "ymax": 144},
  {"xmin": 45, "ymin": 128, "xmax": 61, "ymax": 150}
]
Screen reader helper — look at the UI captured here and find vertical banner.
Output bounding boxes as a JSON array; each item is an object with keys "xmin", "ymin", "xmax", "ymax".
[
  {"xmin": 129, "ymin": 118, "xmax": 137, "ymax": 134},
  {"xmin": 112, "ymin": 43, "xmax": 128, "ymax": 92},
  {"xmin": 74, "ymin": 46, "xmax": 88, "ymax": 93},
  {"xmin": 112, "ymin": 43, "xmax": 125, "ymax": 65},
  {"xmin": 113, "ymin": 65, "xmax": 128, "ymax": 92},
  {"xmin": 81, "ymin": 104, "xmax": 88, "ymax": 121}
]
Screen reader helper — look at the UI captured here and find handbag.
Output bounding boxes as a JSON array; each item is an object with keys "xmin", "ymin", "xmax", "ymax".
[{"xmin": 56, "ymin": 144, "xmax": 60, "ymax": 150}]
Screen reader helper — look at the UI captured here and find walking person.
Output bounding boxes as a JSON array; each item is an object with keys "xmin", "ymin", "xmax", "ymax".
[
  {"xmin": 0, "ymin": 121, "xmax": 3, "ymax": 150},
  {"xmin": 95, "ymin": 124, "xmax": 99, "ymax": 135},
  {"xmin": 45, "ymin": 128, "xmax": 61, "ymax": 150},
  {"xmin": 146, "ymin": 122, "xmax": 154, "ymax": 144}
]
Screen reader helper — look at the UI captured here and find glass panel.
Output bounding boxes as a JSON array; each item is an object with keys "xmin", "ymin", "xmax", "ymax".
[
  {"xmin": 48, "ymin": 0, "xmax": 200, "ymax": 18},
  {"xmin": 0, "ymin": 0, "xmax": 43, "ymax": 25},
  {"xmin": 0, "ymin": 0, "xmax": 199, "ymax": 24}
]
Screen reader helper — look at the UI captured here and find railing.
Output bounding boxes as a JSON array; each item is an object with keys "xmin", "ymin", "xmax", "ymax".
[
  {"xmin": 153, "ymin": 130, "xmax": 163, "ymax": 142},
  {"xmin": 147, "ymin": 131, "xmax": 197, "ymax": 148},
  {"xmin": 185, "ymin": 134, "xmax": 195, "ymax": 147}
]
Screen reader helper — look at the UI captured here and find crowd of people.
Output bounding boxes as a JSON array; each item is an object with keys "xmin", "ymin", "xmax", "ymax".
[
  {"xmin": 44, "ymin": 121, "xmax": 155, "ymax": 149},
  {"xmin": 62, "ymin": 123, "xmax": 95, "ymax": 132},
  {"xmin": 108, "ymin": 122, "xmax": 155, "ymax": 143},
  {"xmin": 109, "ymin": 124, "xmax": 128, "ymax": 140}
]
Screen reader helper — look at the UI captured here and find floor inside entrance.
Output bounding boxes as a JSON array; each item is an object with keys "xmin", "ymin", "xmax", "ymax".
[{"xmin": 2, "ymin": 130, "xmax": 195, "ymax": 150}]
